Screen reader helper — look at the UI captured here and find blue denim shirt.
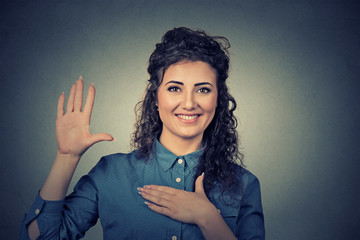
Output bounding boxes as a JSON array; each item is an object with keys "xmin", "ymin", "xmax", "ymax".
[{"xmin": 21, "ymin": 139, "xmax": 265, "ymax": 239}]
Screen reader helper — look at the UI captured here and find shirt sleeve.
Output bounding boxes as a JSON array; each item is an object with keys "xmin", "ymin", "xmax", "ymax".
[
  {"xmin": 20, "ymin": 170, "xmax": 100, "ymax": 239},
  {"xmin": 20, "ymin": 193, "xmax": 65, "ymax": 240},
  {"xmin": 236, "ymin": 173, "xmax": 265, "ymax": 240}
]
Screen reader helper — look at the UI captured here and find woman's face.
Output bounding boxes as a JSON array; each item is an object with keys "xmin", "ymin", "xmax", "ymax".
[{"xmin": 157, "ymin": 61, "xmax": 218, "ymax": 144}]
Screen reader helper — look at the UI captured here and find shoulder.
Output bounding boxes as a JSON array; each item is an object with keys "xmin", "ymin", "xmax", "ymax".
[
  {"xmin": 98, "ymin": 149, "xmax": 142, "ymax": 164},
  {"xmin": 87, "ymin": 150, "xmax": 143, "ymax": 176},
  {"xmin": 101, "ymin": 151, "xmax": 134, "ymax": 163},
  {"xmin": 234, "ymin": 167, "xmax": 262, "ymax": 204},
  {"xmin": 226, "ymin": 163, "xmax": 262, "ymax": 199},
  {"xmin": 237, "ymin": 167, "xmax": 261, "ymax": 190},
  {"xmin": 227, "ymin": 163, "xmax": 260, "ymax": 188}
]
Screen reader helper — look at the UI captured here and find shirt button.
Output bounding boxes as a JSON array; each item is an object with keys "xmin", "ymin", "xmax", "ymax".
[
  {"xmin": 35, "ymin": 209, "xmax": 40, "ymax": 214},
  {"xmin": 171, "ymin": 236, "xmax": 177, "ymax": 240},
  {"xmin": 176, "ymin": 177, "xmax": 181, "ymax": 183},
  {"xmin": 177, "ymin": 158, "xmax": 183, "ymax": 164}
]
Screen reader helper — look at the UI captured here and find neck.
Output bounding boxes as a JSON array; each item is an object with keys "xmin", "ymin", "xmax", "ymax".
[{"xmin": 159, "ymin": 133, "xmax": 203, "ymax": 156}]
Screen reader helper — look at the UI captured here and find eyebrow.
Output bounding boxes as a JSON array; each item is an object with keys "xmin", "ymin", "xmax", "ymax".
[
  {"xmin": 165, "ymin": 80, "xmax": 183, "ymax": 86},
  {"xmin": 165, "ymin": 80, "xmax": 214, "ymax": 87},
  {"xmin": 194, "ymin": 82, "xmax": 214, "ymax": 87}
]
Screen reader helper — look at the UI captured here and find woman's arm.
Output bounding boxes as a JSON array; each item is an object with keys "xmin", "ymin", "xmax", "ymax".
[
  {"xmin": 138, "ymin": 174, "xmax": 237, "ymax": 240},
  {"xmin": 27, "ymin": 77, "xmax": 113, "ymax": 239},
  {"xmin": 27, "ymin": 152, "xmax": 80, "ymax": 239}
]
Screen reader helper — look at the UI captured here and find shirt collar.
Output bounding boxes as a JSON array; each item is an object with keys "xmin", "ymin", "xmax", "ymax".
[{"xmin": 153, "ymin": 138, "xmax": 205, "ymax": 172}]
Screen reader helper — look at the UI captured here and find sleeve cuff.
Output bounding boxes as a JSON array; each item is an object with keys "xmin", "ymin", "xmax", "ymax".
[{"xmin": 23, "ymin": 192, "xmax": 65, "ymax": 226}]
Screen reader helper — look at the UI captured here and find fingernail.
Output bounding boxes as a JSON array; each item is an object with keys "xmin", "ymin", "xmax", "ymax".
[
  {"xmin": 79, "ymin": 75, "xmax": 83, "ymax": 80},
  {"xmin": 144, "ymin": 201, "xmax": 149, "ymax": 205},
  {"xmin": 91, "ymin": 82, "xmax": 94, "ymax": 86},
  {"xmin": 137, "ymin": 187, "xmax": 144, "ymax": 195},
  {"xmin": 144, "ymin": 185, "xmax": 151, "ymax": 189}
]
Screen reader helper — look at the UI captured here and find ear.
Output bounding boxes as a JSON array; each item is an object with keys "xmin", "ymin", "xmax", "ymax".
[{"xmin": 155, "ymin": 92, "xmax": 159, "ymax": 106}]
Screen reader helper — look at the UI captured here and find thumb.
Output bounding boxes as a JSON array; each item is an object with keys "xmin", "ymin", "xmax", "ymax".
[
  {"xmin": 195, "ymin": 173, "xmax": 205, "ymax": 194},
  {"xmin": 89, "ymin": 133, "xmax": 114, "ymax": 145}
]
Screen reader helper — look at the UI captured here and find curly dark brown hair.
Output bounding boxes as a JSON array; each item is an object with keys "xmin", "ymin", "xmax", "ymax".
[{"xmin": 131, "ymin": 27, "xmax": 244, "ymax": 195}]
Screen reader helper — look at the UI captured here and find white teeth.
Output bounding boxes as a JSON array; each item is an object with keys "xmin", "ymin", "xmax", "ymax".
[{"xmin": 177, "ymin": 114, "xmax": 199, "ymax": 120}]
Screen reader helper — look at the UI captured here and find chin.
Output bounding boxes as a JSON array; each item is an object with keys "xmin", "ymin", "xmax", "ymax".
[{"xmin": 177, "ymin": 132, "xmax": 204, "ymax": 140}]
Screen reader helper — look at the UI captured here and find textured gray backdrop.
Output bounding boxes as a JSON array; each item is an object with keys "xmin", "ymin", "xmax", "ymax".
[{"xmin": 1, "ymin": 0, "xmax": 359, "ymax": 239}]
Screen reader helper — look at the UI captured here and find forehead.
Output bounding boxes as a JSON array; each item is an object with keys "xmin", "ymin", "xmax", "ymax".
[{"xmin": 162, "ymin": 61, "xmax": 217, "ymax": 84}]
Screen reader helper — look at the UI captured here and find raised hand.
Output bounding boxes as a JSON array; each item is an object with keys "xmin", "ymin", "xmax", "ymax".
[{"xmin": 56, "ymin": 76, "xmax": 113, "ymax": 158}]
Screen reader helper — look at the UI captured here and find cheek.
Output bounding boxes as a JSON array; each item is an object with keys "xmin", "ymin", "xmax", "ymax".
[
  {"xmin": 157, "ymin": 91, "xmax": 166, "ymax": 108},
  {"xmin": 204, "ymin": 95, "xmax": 218, "ymax": 114},
  {"xmin": 158, "ymin": 89, "xmax": 180, "ymax": 107},
  {"xmin": 157, "ymin": 92, "xmax": 178, "ymax": 113}
]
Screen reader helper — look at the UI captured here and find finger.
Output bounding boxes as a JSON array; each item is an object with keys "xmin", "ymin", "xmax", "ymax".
[
  {"xmin": 57, "ymin": 92, "xmax": 65, "ymax": 118},
  {"xmin": 195, "ymin": 173, "xmax": 205, "ymax": 194},
  {"xmin": 83, "ymin": 83, "xmax": 95, "ymax": 120},
  {"xmin": 66, "ymin": 84, "xmax": 76, "ymax": 113},
  {"xmin": 73, "ymin": 76, "xmax": 84, "ymax": 112},
  {"xmin": 139, "ymin": 187, "xmax": 174, "ymax": 201},
  {"xmin": 88, "ymin": 133, "xmax": 114, "ymax": 146},
  {"xmin": 145, "ymin": 201, "xmax": 172, "ymax": 216},
  {"xmin": 143, "ymin": 185, "xmax": 177, "ymax": 195},
  {"xmin": 141, "ymin": 191, "xmax": 172, "ymax": 207}
]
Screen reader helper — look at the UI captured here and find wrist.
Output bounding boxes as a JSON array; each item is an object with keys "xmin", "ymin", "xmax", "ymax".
[
  {"xmin": 196, "ymin": 205, "xmax": 221, "ymax": 229},
  {"xmin": 56, "ymin": 151, "xmax": 81, "ymax": 163},
  {"xmin": 197, "ymin": 208, "xmax": 237, "ymax": 240}
]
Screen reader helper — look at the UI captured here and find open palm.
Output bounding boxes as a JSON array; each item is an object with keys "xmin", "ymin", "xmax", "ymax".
[{"xmin": 56, "ymin": 77, "xmax": 113, "ymax": 157}]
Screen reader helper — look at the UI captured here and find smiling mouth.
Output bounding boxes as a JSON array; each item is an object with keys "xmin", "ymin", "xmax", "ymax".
[{"xmin": 176, "ymin": 114, "xmax": 200, "ymax": 120}]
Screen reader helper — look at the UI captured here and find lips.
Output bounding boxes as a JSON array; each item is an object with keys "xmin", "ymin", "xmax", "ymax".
[{"xmin": 176, "ymin": 114, "xmax": 200, "ymax": 120}]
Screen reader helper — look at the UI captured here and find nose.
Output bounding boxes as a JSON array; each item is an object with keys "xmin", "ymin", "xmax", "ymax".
[{"xmin": 182, "ymin": 91, "xmax": 196, "ymax": 110}]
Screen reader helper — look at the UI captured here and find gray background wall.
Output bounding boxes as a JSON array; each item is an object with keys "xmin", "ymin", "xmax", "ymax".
[{"xmin": 1, "ymin": 0, "xmax": 359, "ymax": 239}]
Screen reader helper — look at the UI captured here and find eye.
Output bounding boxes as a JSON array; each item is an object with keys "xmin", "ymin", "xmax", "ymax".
[
  {"xmin": 197, "ymin": 87, "xmax": 211, "ymax": 93},
  {"xmin": 167, "ymin": 86, "xmax": 181, "ymax": 92}
]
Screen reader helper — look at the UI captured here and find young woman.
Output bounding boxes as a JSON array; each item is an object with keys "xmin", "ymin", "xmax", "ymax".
[{"xmin": 21, "ymin": 27, "xmax": 265, "ymax": 240}]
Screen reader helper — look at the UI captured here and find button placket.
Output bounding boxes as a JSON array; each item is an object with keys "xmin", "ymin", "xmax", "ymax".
[{"xmin": 173, "ymin": 157, "xmax": 185, "ymax": 188}]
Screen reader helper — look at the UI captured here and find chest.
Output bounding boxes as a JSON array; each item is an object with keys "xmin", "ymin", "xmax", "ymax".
[
  {"xmin": 95, "ymin": 161, "xmax": 240, "ymax": 239},
  {"xmin": 97, "ymin": 164, "xmax": 203, "ymax": 239}
]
